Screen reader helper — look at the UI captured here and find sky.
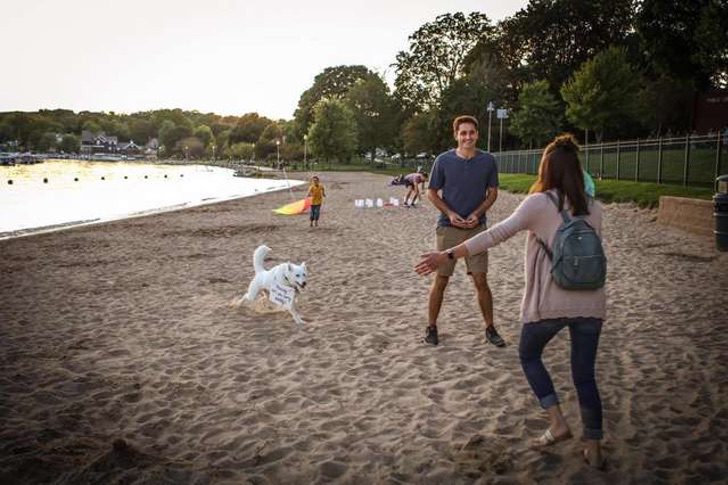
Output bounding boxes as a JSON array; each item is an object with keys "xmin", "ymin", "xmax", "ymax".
[{"xmin": 2, "ymin": 0, "xmax": 528, "ymax": 120}]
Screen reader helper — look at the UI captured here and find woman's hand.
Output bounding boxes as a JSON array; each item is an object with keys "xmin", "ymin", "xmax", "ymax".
[{"xmin": 415, "ymin": 251, "xmax": 447, "ymax": 276}]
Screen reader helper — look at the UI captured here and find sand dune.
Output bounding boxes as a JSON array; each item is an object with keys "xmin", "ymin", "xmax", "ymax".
[{"xmin": 1, "ymin": 171, "xmax": 726, "ymax": 483}]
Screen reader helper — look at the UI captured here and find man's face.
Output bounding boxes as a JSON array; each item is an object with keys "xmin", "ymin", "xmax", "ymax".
[{"xmin": 455, "ymin": 122, "xmax": 478, "ymax": 149}]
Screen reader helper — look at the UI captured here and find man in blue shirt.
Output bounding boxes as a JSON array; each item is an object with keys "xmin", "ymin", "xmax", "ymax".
[{"xmin": 423, "ymin": 115, "xmax": 506, "ymax": 348}]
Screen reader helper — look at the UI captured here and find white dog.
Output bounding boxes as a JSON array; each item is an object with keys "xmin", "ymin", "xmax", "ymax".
[{"xmin": 238, "ymin": 245, "xmax": 307, "ymax": 325}]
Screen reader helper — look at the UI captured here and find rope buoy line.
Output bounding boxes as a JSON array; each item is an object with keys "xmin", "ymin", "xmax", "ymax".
[{"xmin": 4, "ymin": 173, "xmax": 190, "ymax": 185}]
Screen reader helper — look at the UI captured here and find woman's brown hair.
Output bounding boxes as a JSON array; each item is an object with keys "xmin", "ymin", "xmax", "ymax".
[{"xmin": 529, "ymin": 134, "xmax": 589, "ymax": 216}]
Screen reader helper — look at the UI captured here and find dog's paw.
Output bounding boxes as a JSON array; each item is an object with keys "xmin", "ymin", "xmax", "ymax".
[{"xmin": 229, "ymin": 296, "xmax": 245, "ymax": 308}]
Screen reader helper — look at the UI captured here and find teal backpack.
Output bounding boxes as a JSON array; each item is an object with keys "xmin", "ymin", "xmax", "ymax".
[{"xmin": 537, "ymin": 191, "xmax": 606, "ymax": 290}]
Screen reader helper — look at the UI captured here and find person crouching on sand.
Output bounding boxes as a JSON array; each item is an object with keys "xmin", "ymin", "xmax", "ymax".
[
  {"xmin": 415, "ymin": 133, "xmax": 607, "ymax": 469},
  {"xmin": 307, "ymin": 175, "xmax": 326, "ymax": 227},
  {"xmin": 403, "ymin": 171, "xmax": 428, "ymax": 207}
]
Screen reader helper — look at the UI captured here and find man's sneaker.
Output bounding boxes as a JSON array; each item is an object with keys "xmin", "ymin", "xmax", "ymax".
[
  {"xmin": 485, "ymin": 326, "xmax": 506, "ymax": 347},
  {"xmin": 424, "ymin": 326, "xmax": 439, "ymax": 345}
]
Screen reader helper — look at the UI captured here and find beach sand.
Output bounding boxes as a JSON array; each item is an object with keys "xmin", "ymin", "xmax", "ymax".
[{"xmin": 1, "ymin": 171, "xmax": 727, "ymax": 484}]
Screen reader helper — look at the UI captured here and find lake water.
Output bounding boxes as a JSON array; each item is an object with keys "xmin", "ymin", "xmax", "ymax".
[{"xmin": 0, "ymin": 160, "xmax": 304, "ymax": 239}]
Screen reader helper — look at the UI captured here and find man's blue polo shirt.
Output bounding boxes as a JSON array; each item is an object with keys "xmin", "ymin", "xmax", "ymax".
[{"xmin": 428, "ymin": 148, "xmax": 499, "ymax": 227}]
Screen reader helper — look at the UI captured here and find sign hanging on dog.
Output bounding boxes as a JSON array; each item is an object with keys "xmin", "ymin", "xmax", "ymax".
[{"xmin": 269, "ymin": 282, "xmax": 295, "ymax": 310}]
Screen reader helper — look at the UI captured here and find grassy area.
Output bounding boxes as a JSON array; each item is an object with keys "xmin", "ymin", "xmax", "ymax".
[
  {"xmin": 296, "ymin": 160, "xmax": 715, "ymax": 209},
  {"xmin": 499, "ymin": 174, "xmax": 715, "ymax": 208}
]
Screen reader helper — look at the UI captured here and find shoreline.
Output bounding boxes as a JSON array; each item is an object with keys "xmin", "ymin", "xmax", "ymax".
[{"xmin": 1, "ymin": 171, "xmax": 726, "ymax": 483}]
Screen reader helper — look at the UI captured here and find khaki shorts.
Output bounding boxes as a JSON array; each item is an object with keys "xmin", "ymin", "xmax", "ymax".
[{"xmin": 436, "ymin": 225, "xmax": 488, "ymax": 276}]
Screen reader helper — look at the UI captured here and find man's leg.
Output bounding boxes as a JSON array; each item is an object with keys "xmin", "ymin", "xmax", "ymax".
[
  {"xmin": 425, "ymin": 274, "xmax": 449, "ymax": 345},
  {"xmin": 471, "ymin": 272, "xmax": 494, "ymax": 327},
  {"xmin": 472, "ymin": 272, "xmax": 506, "ymax": 347}
]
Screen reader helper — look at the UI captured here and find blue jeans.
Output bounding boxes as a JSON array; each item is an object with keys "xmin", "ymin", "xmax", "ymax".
[
  {"xmin": 310, "ymin": 204, "xmax": 321, "ymax": 221},
  {"xmin": 519, "ymin": 317, "xmax": 603, "ymax": 440}
]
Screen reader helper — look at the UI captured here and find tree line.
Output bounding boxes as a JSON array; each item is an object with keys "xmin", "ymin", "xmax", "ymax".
[{"xmin": 1, "ymin": 0, "xmax": 726, "ymax": 163}]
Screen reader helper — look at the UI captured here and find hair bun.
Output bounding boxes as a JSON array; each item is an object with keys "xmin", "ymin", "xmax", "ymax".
[{"xmin": 552, "ymin": 133, "xmax": 580, "ymax": 152}]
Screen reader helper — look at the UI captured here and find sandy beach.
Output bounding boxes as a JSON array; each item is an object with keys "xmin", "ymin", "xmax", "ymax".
[{"xmin": 1, "ymin": 171, "xmax": 727, "ymax": 484}]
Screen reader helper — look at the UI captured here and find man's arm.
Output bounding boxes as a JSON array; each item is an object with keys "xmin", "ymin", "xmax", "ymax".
[
  {"xmin": 427, "ymin": 188, "xmax": 468, "ymax": 228},
  {"xmin": 465, "ymin": 187, "xmax": 498, "ymax": 227}
]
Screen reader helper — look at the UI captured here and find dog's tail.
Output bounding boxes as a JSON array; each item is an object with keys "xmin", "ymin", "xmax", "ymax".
[{"xmin": 252, "ymin": 245, "xmax": 271, "ymax": 274}]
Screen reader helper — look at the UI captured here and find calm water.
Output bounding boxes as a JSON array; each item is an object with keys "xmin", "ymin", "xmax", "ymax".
[{"xmin": 0, "ymin": 160, "xmax": 304, "ymax": 239}]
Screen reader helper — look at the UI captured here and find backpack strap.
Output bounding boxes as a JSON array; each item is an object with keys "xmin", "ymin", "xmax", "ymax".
[{"xmin": 544, "ymin": 190, "xmax": 572, "ymax": 224}]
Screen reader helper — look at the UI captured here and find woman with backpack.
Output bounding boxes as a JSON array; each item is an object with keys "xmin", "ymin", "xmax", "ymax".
[{"xmin": 415, "ymin": 133, "xmax": 607, "ymax": 469}]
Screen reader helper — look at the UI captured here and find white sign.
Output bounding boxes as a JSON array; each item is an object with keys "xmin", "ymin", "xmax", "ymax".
[
  {"xmin": 269, "ymin": 282, "xmax": 295, "ymax": 310},
  {"xmin": 497, "ymin": 109, "xmax": 508, "ymax": 119}
]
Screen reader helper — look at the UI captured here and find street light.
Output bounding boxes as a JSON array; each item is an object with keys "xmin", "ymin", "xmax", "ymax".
[
  {"xmin": 486, "ymin": 101, "xmax": 495, "ymax": 152},
  {"xmin": 303, "ymin": 134, "xmax": 308, "ymax": 170},
  {"xmin": 185, "ymin": 145, "xmax": 189, "ymax": 162},
  {"xmin": 276, "ymin": 139, "xmax": 280, "ymax": 170},
  {"xmin": 212, "ymin": 144, "xmax": 216, "ymax": 163},
  {"xmin": 497, "ymin": 108, "xmax": 508, "ymax": 153}
]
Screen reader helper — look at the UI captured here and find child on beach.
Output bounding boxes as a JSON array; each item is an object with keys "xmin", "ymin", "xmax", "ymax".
[
  {"xmin": 307, "ymin": 175, "xmax": 325, "ymax": 227},
  {"xmin": 415, "ymin": 133, "xmax": 607, "ymax": 469}
]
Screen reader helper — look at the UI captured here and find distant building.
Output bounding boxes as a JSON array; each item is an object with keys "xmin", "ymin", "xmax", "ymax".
[
  {"xmin": 80, "ymin": 130, "xmax": 119, "ymax": 155},
  {"xmin": 80, "ymin": 131, "xmax": 144, "ymax": 158},
  {"xmin": 693, "ymin": 90, "xmax": 728, "ymax": 134}
]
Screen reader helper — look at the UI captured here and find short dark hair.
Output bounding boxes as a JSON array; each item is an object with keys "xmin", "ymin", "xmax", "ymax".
[{"xmin": 453, "ymin": 115, "xmax": 479, "ymax": 133}]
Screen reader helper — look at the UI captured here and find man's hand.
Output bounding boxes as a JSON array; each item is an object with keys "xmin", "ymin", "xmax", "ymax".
[
  {"xmin": 463, "ymin": 212, "xmax": 480, "ymax": 229},
  {"xmin": 448, "ymin": 212, "xmax": 469, "ymax": 228}
]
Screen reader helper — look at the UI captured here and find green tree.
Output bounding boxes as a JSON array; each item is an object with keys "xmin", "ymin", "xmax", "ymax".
[
  {"xmin": 59, "ymin": 133, "xmax": 80, "ymax": 153},
  {"xmin": 308, "ymin": 99, "xmax": 358, "ymax": 163},
  {"xmin": 511, "ymin": 80, "xmax": 563, "ymax": 148},
  {"xmin": 228, "ymin": 142, "xmax": 255, "ymax": 160},
  {"xmin": 159, "ymin": 120, "xmax": 192, "ymax": 155},
  {"xmin": 345, "ymin": 75, "xmax": 398, "ymax": 161},
  {"xmin": 401, "ymin": 111, "xmax": 436, "ymax": 156},
  {"xmin": 561, "ymin": 46, "xmax": 642, "ymax": 141},
  {"xmin": 499, "ymin": 0, "xmax": 636, "ymax": 90},
  {"xmin": 294, "ymin": 65, "xmax": 374, "ymax": 138},
  {"xmin": 636, "ymin": 0, "xmax": 728, "ymax": 90},
  {"xmin": 229, "ymin": 113, "xmax": 272, "ymax": 144},
  {"xmin": 129, "ymin": 118, "xmax": 155, "ymax": 144},
  {"xmin": 393, "ymin": 12, "xmax": 494, "ymax": 112},
  {"xmin": 256, "ymin": 122, "xmax": 284, "ymax": 161},
  {"xmin": 176, "ymin": 136, "xmax": 205, "ymax": 159},
  {"xmin": 36, "ymin": 132, "xmax": 58, "ymax": 152},
  {"xmin": 193, "ymin": 124, "xmax": 214, "ymax": 147}
]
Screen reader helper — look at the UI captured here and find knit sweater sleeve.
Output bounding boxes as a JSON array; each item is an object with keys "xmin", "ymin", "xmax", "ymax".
[{"xmin": 464, "ymin": 194, "xmax": 542, "ymax": 256}]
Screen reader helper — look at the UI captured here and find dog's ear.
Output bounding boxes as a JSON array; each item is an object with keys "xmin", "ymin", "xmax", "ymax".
[{"xmin": 302, "ymin": 262, "xmax": 306, "ymax": 269}]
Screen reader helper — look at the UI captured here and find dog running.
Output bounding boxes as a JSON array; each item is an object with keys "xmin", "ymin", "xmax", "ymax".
[{"xmin": 234, "ymin": 245, "xmax": 308, "ymax": 325}]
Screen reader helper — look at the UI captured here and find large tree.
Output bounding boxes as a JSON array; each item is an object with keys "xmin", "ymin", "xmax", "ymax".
[
  {"xmin": 500, "ymin": 0, "xmax": 636, "ymax": 91},
  {"xmin": 561, "ymin": 46, "xmax": 642, "ymax": 141},
  {"xmin": 345, "ymin": 75, "xmax": 398, "ymax": 161},
  {"xmin": 307, "ymin": 99, "xmax": 358, "ymax": 163},
  {"xmin": 229, "ymin": 113, "xmax": 272, "ymax": 145},
  {"xmin": 635, "ymin": 0, "xmax": 728, "ymax": 90},
  {"xmin": 393, "ymin": 12, "xmax": 493, "ymax": 113},
  {"xmin": 510, "ymin": 80, "xmax": 563, "ymax": 148},
  {"xmin": 294, "ymin": 65, "xmax": 374, "ymax": 138}
]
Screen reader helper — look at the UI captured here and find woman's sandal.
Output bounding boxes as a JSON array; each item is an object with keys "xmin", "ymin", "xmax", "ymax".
[
  {"xmin": 583, "ymin": 448, "xmax": 607, "ymax": 470},
  {"xmin": 530, "ymin": 428, "xmax": 573, "ymax": 450}
]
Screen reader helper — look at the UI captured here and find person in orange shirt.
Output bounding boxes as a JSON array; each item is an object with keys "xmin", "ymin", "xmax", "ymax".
[{"xmin": 306, "ymin": 175, "xmax": 326, "ymax": 227}]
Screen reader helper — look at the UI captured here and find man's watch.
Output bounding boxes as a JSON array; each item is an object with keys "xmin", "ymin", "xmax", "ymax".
[{"xmin": 446, "ymin": 249, "xmax": 455, "ymax": 260}]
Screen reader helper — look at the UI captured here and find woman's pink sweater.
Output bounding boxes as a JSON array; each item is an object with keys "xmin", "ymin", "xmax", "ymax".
[{"xmin": 464, "ymin": 190, "xmax": 606, "ymax": 323}]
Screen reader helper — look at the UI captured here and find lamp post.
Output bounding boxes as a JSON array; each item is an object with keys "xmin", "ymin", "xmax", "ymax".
[
  {"xmin": 276, "ymin": 139, "xmax": 280, "ymax": 170},
  {"xmin": 185, "ymin": 145, "xmax": 189, "ymax": 162},
  {"xmin": 486, "ymin": 101, "xmax": 495, "ymax": 152},
  {"xmin": 303, "ymin": 134, "xmax": 308, "ymax": 170},
  {"xmin": 497, "ymin": 108, "xmax": 508, "ymax": 153},
  {"xmin": 212, "ymin": 144, "xmax": 216, "ymax": 164}
]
